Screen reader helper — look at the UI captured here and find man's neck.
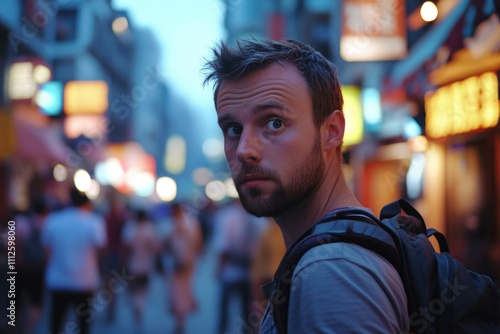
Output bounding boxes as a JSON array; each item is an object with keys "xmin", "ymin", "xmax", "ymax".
[{"xmin": 274, "ymin": 170, "xmax": 362, "ymax": 248}]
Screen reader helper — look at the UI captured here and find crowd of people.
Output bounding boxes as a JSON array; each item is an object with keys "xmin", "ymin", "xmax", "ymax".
[{"xmin": 0, "ymin": 183, "xmax": 285, "ymax": 334}]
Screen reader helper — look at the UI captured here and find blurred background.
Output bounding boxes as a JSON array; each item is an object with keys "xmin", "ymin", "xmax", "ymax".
[{"xmin": 0, "ymin": 0, "xmax": 499, "ymax": 333}]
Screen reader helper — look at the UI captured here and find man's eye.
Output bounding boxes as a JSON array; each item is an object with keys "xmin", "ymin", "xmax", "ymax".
[
  {"xmin": 267, "ymin": 119, "xmax": 283, "ymax": 130},
  {"xmin": 226, "ymin": 125, "xmax": 242, "ymax": 137}
]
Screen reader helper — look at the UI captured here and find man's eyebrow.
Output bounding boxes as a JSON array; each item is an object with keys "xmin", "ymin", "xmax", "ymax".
[
  {"xmin": 217, "ymin": 101, "xmax": 289, "ymax": 126},
  {"xmin": 254, "ymin": 101, "xmax": 287, "ymax": 113},
  {"xmin": 217, "ymin": 114, "xmax": 233, "ymax": 126}
]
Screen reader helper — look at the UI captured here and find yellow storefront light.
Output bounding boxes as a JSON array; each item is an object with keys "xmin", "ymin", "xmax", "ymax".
[
  {"xmin": 64, "ymin": 81, "xmax": 109, "ymax": 115},
  {"xmin": 425, "ymin": 72, "xmax": 499, "ymax": 138},
  {"xmin": 342, "ymin": 85, "xmax": 364, "ymax": 147}
]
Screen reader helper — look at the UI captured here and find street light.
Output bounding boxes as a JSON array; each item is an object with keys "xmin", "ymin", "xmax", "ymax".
[{"xmin": 421, "ymin": 1, "xmax": 438, "ymax": 22}]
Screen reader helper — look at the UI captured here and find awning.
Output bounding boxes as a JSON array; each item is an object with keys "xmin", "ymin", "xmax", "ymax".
[{"xmin": 13, "ymin": 116, "xmax": 74, "ymax": 166}]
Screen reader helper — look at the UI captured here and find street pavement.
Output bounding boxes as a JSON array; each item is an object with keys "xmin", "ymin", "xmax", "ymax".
[{"xmin": 31, "ymin": 241, "xmax": 246, "ymax": 334}]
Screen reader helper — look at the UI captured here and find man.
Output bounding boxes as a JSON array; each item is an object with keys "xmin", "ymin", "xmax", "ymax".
[
  {"xmin": 42, "ymin": 187, "xmax": 107, "ymax": 334},
  {"xmin": 204, "ymin": 39, "xmax": 409, "ymax": 333}
]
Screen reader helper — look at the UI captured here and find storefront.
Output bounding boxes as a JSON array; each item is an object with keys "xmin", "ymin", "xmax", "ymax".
[
  {"xmin": 383, "ymin": 2, "xmax": 500, "ymax": 283},
  {"xmin": 424, "ymin": 69, "xmax": 500, "ymax": 284}
]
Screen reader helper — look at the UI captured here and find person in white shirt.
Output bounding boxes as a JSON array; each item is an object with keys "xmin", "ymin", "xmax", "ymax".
[{"xmin": 42, "ymin": 187, "xmax": 107, "ymax": 334}]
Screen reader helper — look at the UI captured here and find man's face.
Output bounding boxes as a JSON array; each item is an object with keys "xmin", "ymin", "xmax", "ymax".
[{"xmin": 216, "ymin": 63, "xmax": 325, "ymax": 217}]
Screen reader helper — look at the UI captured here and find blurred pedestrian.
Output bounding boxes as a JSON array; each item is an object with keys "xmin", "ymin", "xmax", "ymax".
[
  {"xmin": 213, "ymin": 199, "xmax": 260, "ymax": 334},
  {"xmin": 163, "ymin": 202, "xmax": 203, "ymax": 334},
  {"xmin": 197, "ymin": 199, "xmax": 218, "ymax": 250},
  {"xmin": 250, "ymin": 218, "xmax": 285, "ymax": 330},
  {"xmin": 41, "ymin": 187, "xmax": 107, "ymax": 334},
  {"xmin": 102, "ymin": 188, "xmax": 128, "ymax": 321},
  {"xmin": 121, "ymin": 208, "xmax": 161, "ymax": 332},
  {"xmin": 16, "ymin": 197, "xmax": 49, "ymax": 334}
]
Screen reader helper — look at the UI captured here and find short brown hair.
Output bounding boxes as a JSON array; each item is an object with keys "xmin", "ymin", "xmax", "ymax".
[{"xmin": 203, "ymin": 38, "xmax": 344, "ymax": 127}]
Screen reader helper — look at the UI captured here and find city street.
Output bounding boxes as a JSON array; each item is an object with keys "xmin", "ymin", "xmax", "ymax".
[
  {"xmin": 3, "ymin": 0, "xmax": 499, "ymax": 333},
  {"xmin": 32, "ymin": 241, "xmax": 244, "ymax": 334}
]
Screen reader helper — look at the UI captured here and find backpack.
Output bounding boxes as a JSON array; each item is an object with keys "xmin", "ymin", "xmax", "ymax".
[{"xmin": 271, "ymin": 199, "xmax": 500, "ymax": 334}]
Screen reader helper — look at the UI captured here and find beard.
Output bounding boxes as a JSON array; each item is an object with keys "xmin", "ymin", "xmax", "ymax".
[{"xmin": 233, "ymin": 137, "xmax": 325, "ymax": 217}]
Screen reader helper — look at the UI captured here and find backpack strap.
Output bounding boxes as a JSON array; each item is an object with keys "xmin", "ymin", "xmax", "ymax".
[
  {"xmin": 380, "ymin": 198, "xmax": 426, "ymax": 223},
  {"xmin": 427, "ymin": 228, "xmax": 450, "ymax": 253},
  {"xmin": 271, "ymin": 212, "xmax": 400, "ymax": 334},
  {"xmin": 381, "ymin": 199, "xmax": 450, "ymax": 254}
]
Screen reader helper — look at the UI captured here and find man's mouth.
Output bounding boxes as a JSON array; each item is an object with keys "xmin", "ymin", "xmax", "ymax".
[{"xmin": 238, "ymin": 174, "xmax": 271, "ymax": 187}]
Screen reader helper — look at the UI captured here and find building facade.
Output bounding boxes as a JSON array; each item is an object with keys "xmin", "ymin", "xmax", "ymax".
[{"xmin": 221, "ymin": 0, "xmax": 500, "ymax": 283}]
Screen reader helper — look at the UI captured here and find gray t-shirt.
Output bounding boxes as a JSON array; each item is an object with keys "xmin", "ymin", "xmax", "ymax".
[{"xmin": 260, "ymin": 241, "xmax": 409, "ymax": 333}]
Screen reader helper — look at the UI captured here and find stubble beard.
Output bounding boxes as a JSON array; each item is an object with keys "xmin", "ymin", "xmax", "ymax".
[{"xmin": 234, "ymin": 138, "xmax": 325, "ymax": 217}]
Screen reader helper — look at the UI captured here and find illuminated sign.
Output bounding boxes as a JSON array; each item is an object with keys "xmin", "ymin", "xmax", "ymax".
[
  {"xmin": 7, "ymin": 61, "xmax": 51, "ymax": 101},
  {"xmin": 425, "ymin": 72, "xmax": 499, "ymax": 138},
  {"xmin": 36, "ymin": 81, "xmax": 63, "ymax": 116},
  {"xmin": 64, "ymin": 115, "xmax": 106, "ymax": 139},
  {"xmin": 64, "ymin": 81, "xmax": 109, "ymax": 115},
  {"xmin": 340, "ymin": 0, "xmax": 406, "ymax": 61},
  {"xmin": 342, "ymin": 86, "xmax": 364, "ymax": 146}
]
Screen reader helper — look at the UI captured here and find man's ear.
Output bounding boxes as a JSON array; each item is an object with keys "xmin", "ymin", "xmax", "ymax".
[{"xmin": 321, "ymin": 110, "xmax": 345, "ymax": 151}]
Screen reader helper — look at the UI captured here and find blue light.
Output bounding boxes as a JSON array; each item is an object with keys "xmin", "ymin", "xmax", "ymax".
[
  {"xmin": 36, "ymin": 81, "xmax": 63, "ymax": 116},
  {"xmin": 404, "ymin": 117, "xmax": 422, "ymax": 139},
  {"xmin": 406, "ymin": 153, "xmax": 426, "ymax": 199},
  {"xmin": 362, "ymin": 87, "xmax": 382, "ymax": 132}
]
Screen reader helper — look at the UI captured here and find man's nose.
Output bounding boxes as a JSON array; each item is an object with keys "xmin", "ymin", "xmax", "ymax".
[{"xmin": 236, "ymin": 129, "xmax": 261, "ymax": 164}]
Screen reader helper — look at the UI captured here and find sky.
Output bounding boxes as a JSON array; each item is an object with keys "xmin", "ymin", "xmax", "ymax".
[{"xmin": 113, "ymin": 0, "xmax": 227, "ymax": 134}]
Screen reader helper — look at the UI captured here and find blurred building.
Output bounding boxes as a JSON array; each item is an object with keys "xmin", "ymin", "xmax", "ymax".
[
  {"xmin": 222, "ymin": 0, "xmax": 500, "ymax": 281},
  {"xmin": 0, "ymin": 0, "xmax": 162, "ymax": 214},
  {"xmin": 0, "ymin": 0, "xmax": 227, "ymax": 217}
]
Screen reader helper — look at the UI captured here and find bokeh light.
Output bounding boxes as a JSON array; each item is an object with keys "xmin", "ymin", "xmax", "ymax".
[
  {"xmin": 74, "ymin": 169, "xmax": 92, "ymax": 192},
  {"xmin": 205, "ymin": 180, "xmax": 226, "ymax": 201},
  {"xmin": 156, "ymin": 176, "xmax": 177, "ymax": 202},
  {"xmin": 420, "ymin": 1, "xmax": 438, "ymax": 22},
  {"xmin": 53, "ymin": 164, "xmax": 68, "ymax": 182}
]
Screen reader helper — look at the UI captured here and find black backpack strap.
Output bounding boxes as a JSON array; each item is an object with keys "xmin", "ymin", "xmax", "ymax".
[
  {"xmin": 380, "ymin": 199, "xmax": 450, "ymax": 254},
  {"xmin": 427, "ymin": 228, "xmax": 450, "ymax": 253},
  {"xmin": 380, "ymin": 199, "xmax": 425, "ymax": 223},
  {"xmin": 271, "ymin": 215, "xmax": 400, "ymax": 334}
]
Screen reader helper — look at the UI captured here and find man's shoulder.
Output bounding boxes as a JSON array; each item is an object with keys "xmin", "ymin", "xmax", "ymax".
[{"xmin": 295, "ymin": 241, "xmax": 396, "ymax": 277}]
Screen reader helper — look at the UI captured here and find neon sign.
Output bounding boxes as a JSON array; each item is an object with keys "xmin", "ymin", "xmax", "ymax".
[{"xmin": 425, "ymin": 72, "xmax": 499, "ymax": 138}]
